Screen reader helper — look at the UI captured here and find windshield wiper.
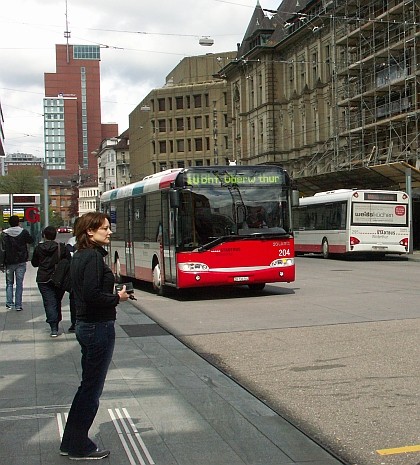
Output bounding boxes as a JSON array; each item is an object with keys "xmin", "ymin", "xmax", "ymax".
[{"xmin": 196, "ymin": 229, "xmax": 290, "ymax": 252}]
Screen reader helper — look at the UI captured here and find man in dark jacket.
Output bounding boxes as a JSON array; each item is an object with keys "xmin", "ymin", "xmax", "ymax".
[
  {"xmin": 31, "ymin": 226, "xmax": 71, "ymax": 337},
  {"xmin": 2, "ymin": 215, "xmax": 34, "ymax": 311}
]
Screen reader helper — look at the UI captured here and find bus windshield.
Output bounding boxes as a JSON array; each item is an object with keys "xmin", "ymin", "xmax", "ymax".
[{"xmin": 177, "ymin": 185, "xmax": 290, "ymax": 250}]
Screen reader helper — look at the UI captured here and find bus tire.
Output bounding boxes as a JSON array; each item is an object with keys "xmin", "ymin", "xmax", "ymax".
[
  {"xmin": 322, "ymin": 238, "xmax": 329, "ymax": 259},
  {"xmin": 115, "ymin": 255, "xmax": 123, "ymax": 283},
  {"xmin": 152, "ymin": 261, "xmax": 166, "ymax": 296},
  {"xmin": 248, "ymin": 283, "xmax": 265, "ymax": 291}
]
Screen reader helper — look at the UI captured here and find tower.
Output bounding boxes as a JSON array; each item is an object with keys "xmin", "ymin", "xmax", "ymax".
[{"xmin": 43, "ymin": 44, "xmax": 117, "ymax": 178}]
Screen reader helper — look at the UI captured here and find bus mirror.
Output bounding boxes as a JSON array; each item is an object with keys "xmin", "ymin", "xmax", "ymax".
[
  {"xmin": 291, "ymin": 190, "xmax": 300, "ymax": 207},
  {"xmin": 170, "ymin": 190, "xmax": 180, "ymax": 208}
]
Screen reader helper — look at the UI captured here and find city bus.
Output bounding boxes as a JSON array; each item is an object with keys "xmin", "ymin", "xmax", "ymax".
[
  {"xmin": 293, "ymin": 189, "xmax": 410, "ymax": 258},
  {"xmin": 100, "ymin": 165, "xmax": 298, "ymax": 295}
]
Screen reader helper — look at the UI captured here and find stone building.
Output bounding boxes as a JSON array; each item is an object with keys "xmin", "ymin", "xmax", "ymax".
[
  {"xmin": 219, "ymin": 0, "xmax": 420, "ymax": 191},
  {"xmin": 129, "ymin": 52, "xmax": 236, "ymax": 181}
]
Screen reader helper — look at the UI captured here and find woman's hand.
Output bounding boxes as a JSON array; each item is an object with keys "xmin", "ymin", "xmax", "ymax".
[{"xmin": 117, "ymin": 285, "xmax": 131, "ymax": 302}]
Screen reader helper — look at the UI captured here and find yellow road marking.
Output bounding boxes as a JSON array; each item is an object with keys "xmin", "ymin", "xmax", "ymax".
[{"xmin": 377, "ymin": 445, "xmax": 420, "ymax": 456}]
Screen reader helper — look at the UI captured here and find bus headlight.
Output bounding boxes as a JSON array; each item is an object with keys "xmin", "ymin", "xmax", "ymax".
[
  {"xmin": 270, "ymin": 258, "xmax": 294, "ymax": 267},
  {"xmin": 178, "ymin": 262, "xmax": 209, "ymax": 272}
]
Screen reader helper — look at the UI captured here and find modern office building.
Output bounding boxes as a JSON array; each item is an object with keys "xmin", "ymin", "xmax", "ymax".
[{"xmin": 44, "ymin": 44, "xmax": 118, "ymax": 179}]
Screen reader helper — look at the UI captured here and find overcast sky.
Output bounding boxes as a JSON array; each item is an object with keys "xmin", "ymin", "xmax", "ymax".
[{"xmin": 0, "ymin": 0, "xmax": 281, "ymax": 158}]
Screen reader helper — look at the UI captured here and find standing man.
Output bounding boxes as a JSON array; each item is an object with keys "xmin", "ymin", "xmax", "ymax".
[{"xmin": 2, "ymin": 215, "xmax": 34, "ymax": 311}]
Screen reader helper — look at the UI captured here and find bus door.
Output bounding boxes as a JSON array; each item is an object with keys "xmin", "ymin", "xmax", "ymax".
[
  {"xmin": 124, "ymin": 199, "xmax": 135, "ymax": 276},
  {"xmin": 161, "ymin": 192, "xmax": 176, "ymax": 285}
]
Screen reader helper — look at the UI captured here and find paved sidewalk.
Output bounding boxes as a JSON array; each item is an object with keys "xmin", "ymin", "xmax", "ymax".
[{"xmin": 0, "ymin": 264, "xmax": 346, "ymax": 465}]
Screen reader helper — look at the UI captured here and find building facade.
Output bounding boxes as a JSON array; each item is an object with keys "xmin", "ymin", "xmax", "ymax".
[
  {"xmin": 43, "ymin": 43, "xmax": 119, "ymax": 219},
  {"xmin": 43, "ymin": 44, "xmax": 118, "ymax": 179},
  {"xmin": 129, "ymin": 52, "xmax": 236, "ymax": 181},
  {"xmin": 220, "ymin": 0, "xmax": 419, "ymax": 183},
  {"xmin": 78, "ymin": 184, "xmax": 100, "ymax": 216},
  {"xmin": 3, "ymin": 153, "xmax": 44, "ymax": 174}
]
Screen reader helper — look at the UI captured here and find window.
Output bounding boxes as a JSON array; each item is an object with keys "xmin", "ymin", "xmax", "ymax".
[
  {"xmin": 176, "ymin": 118, "xmax": 183, "ymax": 131},
  {"xmin": 158, "ymin": 119, "xmax": 166, "ymax": 132},
  {"xmin": 312, "ymin": 52, "xmax": 318, "ymax": 85},
  {"xmin": 175, "ymin": 97, "xmax": 183, "ymax": 110},
  {"xmin": 194, "ymin": 116, "xmax": 202, "ymax": 129},
  {"xmin": 159, "ymin": 141, "xmax": 166, "ymax": 153},
  {"xmin": 205, "ymin": 94, "xmax": 209, "ymax": 106},
  {"xmin": 168, "ymin": 97, "xmax": 172, "ymax": 110},
  {"xmin": 187, "ymin": 117, "xmax": 191, "ymax": 130},
  {"xmin": 177, "ymin": 140, "xmax": 185, "ymax": 152},
  {"xmin": 205, "ymin": 115, "xmax": 210, "ymax": 128},
  {"xmin": 206, "ymin": 137, "xmax": 210, "ymax": 150},
  {"xmin": 186, "ymin": 96, "xmax": 190, "ymax": 109},
  {"xmin": 158, "ymin": 99, "xmax": 165, "ymax": 111},
  {"xmin": 73, "ymin": 45, "xmax": 100, "ymax": 60},
  {"xmin": 196, "ymin": 160, "xmax": 203, "ymax": 166},
  {"xmin": 194, "ymin": 94, "xmax": 202, "ymax": 108},
  {"xmin": 195, "ymin": 138, "xmax": 203, "ymax": 151},
  {"xmin": 177, "ymin": 160, "xmax": 185, "ymax": 168}
]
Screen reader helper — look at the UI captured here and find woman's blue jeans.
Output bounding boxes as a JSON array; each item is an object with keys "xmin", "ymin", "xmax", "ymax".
[{"xmin": 60, "ymin": 320, "xmax": 115, "ymax": 456}]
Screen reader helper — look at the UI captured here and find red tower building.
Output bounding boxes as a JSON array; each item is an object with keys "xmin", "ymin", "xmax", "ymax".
[{"xmin": 44, "ymin": 44, "xmax": 117, "ymax": 179}]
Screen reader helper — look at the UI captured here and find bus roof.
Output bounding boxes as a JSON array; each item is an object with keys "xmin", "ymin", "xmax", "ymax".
[
  {"xmin": 101, "ymin": 165, "xmax": 290, "ymax": 203},
  {"xmin": 300, "ymin": 189, "xmax": 408, "ymax": 205},
  {"xmin": 101, "ymin": 169, "xmax": 182, "ymax": 202}
]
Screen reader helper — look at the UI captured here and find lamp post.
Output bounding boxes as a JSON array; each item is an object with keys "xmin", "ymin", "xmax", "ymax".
[{"xmin": 43, "ymin": 162, "xmax": 49, "ymax": 227}]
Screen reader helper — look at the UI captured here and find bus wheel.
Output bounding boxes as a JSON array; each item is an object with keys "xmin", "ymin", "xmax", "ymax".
[
  {"xmin": 248, "ymin": 283, "xmax": 265, "ymax": 291},
  {"xmin": 115, "ymin": 256, "xmax": 122, "ymax": 283},
  {"xmin": 322, "ymin": 239, "xmax": 329, "ymax": 259},
  {"xmin": 152, "ymin": 262, "xmax": 166, "ymax": 296}
]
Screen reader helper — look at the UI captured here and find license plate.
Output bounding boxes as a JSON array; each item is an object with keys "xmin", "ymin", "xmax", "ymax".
[
  {"xmin": 372, "ymin": 246, "xmax": 387, "ymax": 251},
  {"xmin": 234, "ymin": 276, "xmax": 249, "ymax": 282}
]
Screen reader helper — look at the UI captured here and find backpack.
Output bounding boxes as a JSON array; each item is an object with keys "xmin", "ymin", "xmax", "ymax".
[{"xmin": 51, "ymin": 243, "xmax": 71, "ymax": 292}]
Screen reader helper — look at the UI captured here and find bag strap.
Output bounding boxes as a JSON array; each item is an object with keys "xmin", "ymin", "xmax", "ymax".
[{"xmin": 56, "ymin": 242, "xmax": 61, "ymax": 266}]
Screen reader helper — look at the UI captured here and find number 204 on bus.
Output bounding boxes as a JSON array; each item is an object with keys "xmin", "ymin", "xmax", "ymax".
[
  {"xmin": 100, "ymin": 166, "xmax": 299, "ymax": 295},
  {"xmin": 293, "ymin": 189, "xmax": 410, "ymax": 258}
]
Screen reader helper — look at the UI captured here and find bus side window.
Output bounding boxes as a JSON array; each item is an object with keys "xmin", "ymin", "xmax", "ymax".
[{"xmin": 133, "ymin": 196, "xmax": 146, "ymax": 241}]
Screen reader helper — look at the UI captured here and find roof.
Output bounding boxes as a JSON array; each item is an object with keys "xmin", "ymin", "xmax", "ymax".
[{"xmin": 296, "ymin": 162, "xmax": 420, "ymax": 196}]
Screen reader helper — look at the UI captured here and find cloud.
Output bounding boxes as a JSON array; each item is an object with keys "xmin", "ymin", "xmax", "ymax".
[{"xmin": 0, "ymin": 0, "xmax": 280, "ymax": 156}]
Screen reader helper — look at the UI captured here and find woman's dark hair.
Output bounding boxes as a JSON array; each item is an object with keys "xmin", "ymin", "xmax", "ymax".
[
  {"xmin": 75, "ymin": 212, "xmax": 111, "ymax": 250},
  {"xmin": 44, "ymin": 226, "xmax": 57, "ymax": 241}
]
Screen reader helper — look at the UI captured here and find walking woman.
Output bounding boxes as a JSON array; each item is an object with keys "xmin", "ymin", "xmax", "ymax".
[{"xmin": 60, "ymin": 212, "xmax": 130, "ymax": 460}]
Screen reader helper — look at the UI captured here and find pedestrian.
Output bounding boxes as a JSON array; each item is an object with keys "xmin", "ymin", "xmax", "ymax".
[
  {"xmin": 60, "ymin": 212, "xmax": 130, "ymax": 460},
  {"xmin": 1, "ymin": 215, "xmax": 34, "ymax": 311},
  {"xmin": 31, "ymin": 226, "xmax": 71, "ymax": 337},
  {"xmin": 66, "ymin": 217, "xmax": 80, "ymax": 333}
]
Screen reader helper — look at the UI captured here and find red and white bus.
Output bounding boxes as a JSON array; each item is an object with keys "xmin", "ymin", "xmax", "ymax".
[
  {"xmin": 293, "ymin": 189, "xmax": 410, "ymax": 258},
  {"xmin": 100, "ymin": 165, "xmax": 297, "ymax": 295}
]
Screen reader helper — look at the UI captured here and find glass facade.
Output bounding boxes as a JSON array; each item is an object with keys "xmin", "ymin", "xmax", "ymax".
[
  {"xmin": 73, "ymin": 45, "xmax": 100, "ymax": 60},
  {"xmin": 43, "ymin": 98, "xmax": 66, "ymax": 170}
]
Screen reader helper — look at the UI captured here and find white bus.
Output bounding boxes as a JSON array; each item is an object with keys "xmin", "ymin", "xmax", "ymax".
[{"xmin": 293, "ymin": 189, "xmax": 410, "ymax": 258}]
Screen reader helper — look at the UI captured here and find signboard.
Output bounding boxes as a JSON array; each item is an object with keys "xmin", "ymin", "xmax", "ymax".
[{"xmin": 352, "ymin": 203, "xmax": 407, "ymax": 225}]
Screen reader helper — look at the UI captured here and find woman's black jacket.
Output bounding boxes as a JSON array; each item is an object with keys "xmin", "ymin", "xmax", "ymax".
[{"xmin": 70, "ymin": 246, "xmax": 119, "ymax": 323}]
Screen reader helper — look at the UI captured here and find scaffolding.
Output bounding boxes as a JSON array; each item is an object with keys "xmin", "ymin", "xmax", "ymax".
[{"xmin": 333, "ymin": 0, "xmax": 420, "ymax": 171}]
